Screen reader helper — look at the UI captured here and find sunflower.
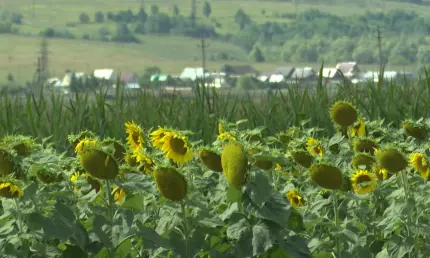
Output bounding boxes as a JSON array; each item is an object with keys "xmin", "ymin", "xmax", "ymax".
[
  {"xmin": 74, "ymin": 138, "xmax": 98, "ymax": 154},
  {"xmin": 409, "ymin": 153, "xmax": 428, "ymax": 174},
  {"xmin": 161, "ymin": 132, "xmax": 194, "ymax": 165},
  {"xmin": 351, "ymin": 169, "xmax": 377, "ymax": 195},
  {"xmin": 0, "ymin": 181, "xmax": 23, "ymax": 198},
  {"xmin": 217, "ymin": 132, "xmax": 236, "ymax": 142},
  {"xmin": 329, "ymin": 101, "xmax": 358, "ymax": 127},
  {"xmin": 150, "ymin": 126, "xmax": 170, "ymax": 149},
  {"xmin": 376, "ymin": 168, "xmax": 388, "ymax": 180},
  {"xmin": 275, "ymin": 163, "xmax": 282, "ymax": 170},
  {"xmin": 125, "ymin": 121, "xmax": 145, "ymax": 150},
  {"xmin": 286, "ymin": 190, "xmax": 305, "ymax": 208},
  {"xmin": 112, "ymin": 186, "xmax": 126, "ymax": 205},
  {"xmin": 306, "ymin": 137, "xmax": 323, "ymax": 157},
  {"xmin": 132, "ymin": 149, "xmax": 155, "ymax": 174},
  {"xmin": 349, "ymin": 119, "xmax": 366, "ymax": 137}
]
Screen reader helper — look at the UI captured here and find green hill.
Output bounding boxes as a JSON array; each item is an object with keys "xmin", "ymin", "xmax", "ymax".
[{"xmin": 1, "ymin": 0, "xmax": 430, "ymax": 84}]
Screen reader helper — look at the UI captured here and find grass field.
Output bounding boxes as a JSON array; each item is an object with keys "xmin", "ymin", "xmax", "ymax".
[
  {"xmin": 0, "ymin": 0, "xmax": 426, "ymax": 84},
  {"xmin": 3, "ymin": 0, "xmax": 430, "ymax": 33}
]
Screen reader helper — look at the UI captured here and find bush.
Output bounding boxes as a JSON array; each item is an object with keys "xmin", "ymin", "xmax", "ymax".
[
  {"xmin": 79, "ymin": 13, "xmax": 90, "ymax": 24},
  {"xmin": 94, "ymin": 11, "xmax": 104, "ymax": 23}
]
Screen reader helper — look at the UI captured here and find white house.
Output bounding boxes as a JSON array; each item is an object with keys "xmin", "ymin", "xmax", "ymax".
[
  {"xmin": 94, "ymin": 69, "xmax": 115, "ymax": 80},
  {"xmin": 179, "ymin": 67, "xmax": 210, "ymax": 81}
]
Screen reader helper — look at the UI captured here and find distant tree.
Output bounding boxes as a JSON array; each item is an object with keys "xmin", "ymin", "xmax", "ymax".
[
  {"xmin": 112, "ymin": 23, "xmax": 140, "ymax": 43},
  {"xmin": 107, "ymin": 12, "xmax": 114, "ymax": 20},
  {"xmin": 134, "ymin": 22, "xmax": 145, "ymax": 34},
  {"xmin": 79, "ymin": 12, "xmax": 90, "ymax": 24},
  {"xmin": 7, "ymin": 73, "xmax": 13, "ymax": 82},
  {"xmin": 150, "ymin": 5, "xmax": 159, "ymax": 16},
  {"xmin": 10, "ymin": 13, "xmax": 23, "ymax": 24},
  {"xmin": 173, "ymin": 5, "xmax": 180, "ymax": 16},
  {"xmin": 94, "ymin": 11, "xmax": 104, "ymax": 23},
  {"xmin": 203, "ymin": 2, "xmax": 212, "ymax": 18},
  {"xmin": 234, "ymin": 9, "xmax": 251, "ymax": 30},
  {"xmin": 137, "ymin": 7, "xmax": 148, "ymax": 23},
  {"xmin": 250, "ymin": 46, "xmax": 265, "ymax": 62}
]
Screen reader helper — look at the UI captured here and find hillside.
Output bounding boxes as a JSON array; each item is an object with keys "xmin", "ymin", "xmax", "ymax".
[{"xmin": 1, "ymin": 0, "xmax": 430, "ymax": 84}]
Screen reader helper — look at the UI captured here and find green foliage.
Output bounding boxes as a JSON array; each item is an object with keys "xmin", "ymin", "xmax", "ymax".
[
  {"xmin": 250, "ymin": 46, "xmax": 265, "ymax": 62},
  {"xmin": 203, "ymin": 2, "xmax": 212, "ymax": 18},
  {"xmin": 79, "ymin": 12, "xmax": 90, "ymax": 24},
  {"xmin": 94, "ymin": 11, "xmax": 104, "ymax": 23}
]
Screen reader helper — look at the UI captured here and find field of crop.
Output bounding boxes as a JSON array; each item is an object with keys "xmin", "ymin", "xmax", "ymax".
[{"xmin": 1, "ymin": 78, "xmax": 430, "ymax": 257}]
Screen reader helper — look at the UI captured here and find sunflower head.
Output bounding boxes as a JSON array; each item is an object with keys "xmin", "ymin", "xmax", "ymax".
[
  {"xmin": 218, "ymin": 121, "xmax": 226, "ymax": 134},
  {"xmin": 351, "ymin": 169, "xmax": 378, "ymax": 195},
  {"xmin": 79, "ymin": 149, "xmax": 119, "ymax": 180},
  {"xmin": 32, "ymin": 165, "xmax": 63, "ymax": 184},
  {"xmin": 309, "ymin": 163, "xmax": 343, "ymax": 190},
  {"xmin": 351, "ymin": 153, "xmax": 376, "ymax": 170},
  {"xmin": 161, "ymin": 131, "xmax": 194, "ymax": 166},
  {"xmin": 306, "ymin": 137, "xmax": 324, "ymax": 157},
  {"xmin": 102, "ymin": 138, "xmax": 126, "ymax": 163},
  {"xmin": 0, "ymin": 148, "xmax": 17, "ymax": 177},
  {"xmin": 112, "ymin": 186, "xmax": 126, "ymax": 205},
  {"xmin": 154, "ymin": 167, "xmax": 188, "ymax": 201},
  {"xmin": 70, "ymin": 169, "xmax": 101, "ymax": 193},
  {"xmin": 125, "ymin": 151, "xmax": 139, "ymax": 167},
  {"xmin": 277, "ymin": 127, "xmax": 301, "ymax": 147},
  {"xmin": 286, "ymin": 189, "xmax": 305, "ymax": 208},
  {"xmin": 150, "ymin": 126, "xmax": 170, "ymax": 149},
  {"xmin": 1, "ymin": 135, "xmax": 35, "ymax": 157},
  {"xmin": 199, "ymin": 149, "xmax": 223, "ymax": 172},
  {"xmin": 68, "ymin": 130, "xmax": 97, "ymax": 149},
  {"xmin": 376, "ymin": 147, "xmax": 408, "ymax": 173},
  {"xmin": 349, "ymin": 119, "xmax": 366, "ymax": 137},
  {"xmin": 217, "ymin": 132, "xmax": 237, "ymax": 142},
  {"xmin": 0, "ymin": 179, "xmax": 24, "ymax": 199},
  {"xmin": 371, "ymin": 164, "xmax": 391, "ymax": 181},
  {"xmin": 402, "ymin": 120, "xmax": 428, "ymax": 140},
  {"xmin": 291, "ymin": 150, "xmax": 313, "ymax": 168},
  {"xmin": 221, "ymin": 142, "xmax": 248, "ymax": 189},
  {"xmin": 74, "ymin": 138, "xmax": 99, "ymax": 154},
  {"xmin": 132, "ymin": 149, "xmax": 155, "ymax": 174},
  {"xmin": 409, "ymin": 152, "xmax": 428, "ymax": 174},
  {"xmin": 330, "ymin": 101, "xmax": 358, "ymax": 127},
  {"xmin": 353, "ymin": 137, "xmax": 379, "ymax": 155},
  {"xmin": 125, "ymin": 121, "xmax": 145, "ymax": 150}
]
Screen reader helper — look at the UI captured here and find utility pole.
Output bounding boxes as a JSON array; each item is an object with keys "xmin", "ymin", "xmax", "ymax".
[
  {"xmin": 197, "ymin": 37, "xmax": 210, "ymax": 83},
  {"xmin": 191, "ymin": 0, "xmax": 196, "ymax": 28},
  {"xmin": 377, "ymin": 26, "xmax": 385, "ymax": 84}
]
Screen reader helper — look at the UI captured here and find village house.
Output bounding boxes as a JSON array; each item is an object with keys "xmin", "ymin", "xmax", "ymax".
[
  {"xmin": 94, "ymin": 69, "xmax": 115, "ymax": 81},
  {"xmin": 220, "ymin": 65, "xmax": 259, "ymax": 77},
  {"xmin": 335, "ymin": 62, "xmax": 361, "ymax": 78},
  {"xmin": 287, "ymin": 67, "xmax": 316, "ymax": 84},
  {"xmin": 268, "ymin": 67, "xmax": 295, "ymax": 83},
  {"xmin": 179, "ymin": 67, "xmax": 210, "ymax": 81}
]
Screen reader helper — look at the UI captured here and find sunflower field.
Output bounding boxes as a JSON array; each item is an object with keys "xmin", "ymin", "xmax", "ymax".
[{"xmin": 2, "ymin": 79, "xmax": 430, "ymax": 257}]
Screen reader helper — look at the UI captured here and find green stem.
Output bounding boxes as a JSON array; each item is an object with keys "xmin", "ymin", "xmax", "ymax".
[
  {"xmin": 180, "ymin": 200, "xmax": 189, "ymax": 258},
  {"xmin": 104, "ymin": 180, "xmax": 114, "ymax": 257},
  {"xmin": 333, "ymin": 190, "xmax": 341, "ymax": 258},
  {"xmin": 15, "ymin": 199, "xmax": 23, "ymax": 234}
]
